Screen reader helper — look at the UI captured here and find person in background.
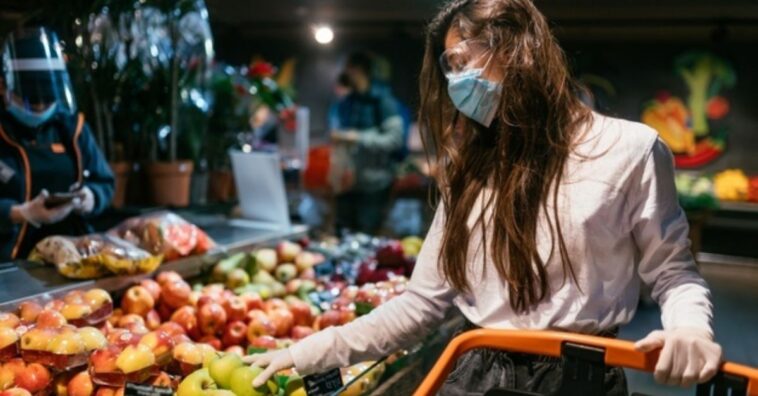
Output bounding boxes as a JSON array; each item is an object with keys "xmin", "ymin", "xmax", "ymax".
[
  {"xmin": 331, "ymin": 52, "xmax": 404, "ymax": 234},
  {"xmin": 0, "ymin": 27, "xmax": 114, "ymax": 261},
  {"xmin": 327, "ymin": 72, "xmax": 352, "ymax": 131},
  {"xmin": 245, "ymin": 0, "xmax": 721, "ymax": 394}
]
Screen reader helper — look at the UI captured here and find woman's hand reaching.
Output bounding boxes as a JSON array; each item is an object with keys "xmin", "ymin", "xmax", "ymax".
[
  {"xmin": 242, "ymin": 349, "xmax": 295, "ymax": 388},
  {"xmin": 635, "ymin": 327, "xmax": 722, "ymax": 388}
]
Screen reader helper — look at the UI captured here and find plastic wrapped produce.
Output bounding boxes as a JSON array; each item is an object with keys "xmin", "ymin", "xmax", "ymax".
[
  {"xmin": 108, "ymin": 212, "xmax": 215, "ymax": 261},
  {"xmin": 29, "ymin": 235, "xmax": 162, "ymax": 279}
]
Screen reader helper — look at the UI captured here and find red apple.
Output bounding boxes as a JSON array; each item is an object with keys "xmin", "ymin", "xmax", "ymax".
[
  {"xmin": 268, "ymin": 309, "xmax": 294, "ymax": 338},
  {"xmin": 155, "ymin": 303, "xmax": 174, "ymax": 322},
  {"xmin": 287, "ymin": 300, "xmax": 313, "ymax": 327},
  {"xmin": 197, "ymin": 303, "xmax": 227, "ymax": 336},
  {"xmin": 66, "ymin": 371, "xmax": 93, "ymax": 396},
  {"xmin": 194, "ymin": 295, "xmax": 214, "ymax": 310},
  {"xmin": 314, "ymin": 311, "xmax": 341, "ymax": 330},
  {"xmin": 155, "ymin": 272, "xmax": 182, "ymax": 286},
  {"xmin": 294, "ymin": 251, "xmax": 321, "ymax": 273},
  {"xmin": 197, "ymin": 336, "xmax": 221, "ymax": 351},
  {"xmin": 0, "ymin": 313, "xmax": 19, "ymax": 329},
  {"xmin": 170, "ymin": 307, "xmax": 199, "ymax": 339},
  {"xmin": 117, "ymin": 314, "xmax": 145, "ymax": 329},
  {"xmin": 44, "ymin": 300, "xmax": 65, "ymax": 312},
  {"xmin": 239, "ymin": 293, "xmax": 264, "ymax": 313},
  {"xmin": 246, "ymin": 312, "xmax": 275, "ymax": 343},
  {"xmin": 138, "ymin": 280, "xmax": 162, "ymax": 302},
  {"xmin": 0, "ymin": 389, "xmax": 32, "ymax": 396},
  {"xmin": 290, "ymin": 326, "xmax": 315, "ymax": 340},
  {"xmin": 14, "ymin": 363, "xmax": 51, "ymax": 393},
  {"xmin": 224, "ymin": 346, "xmax": 245, "ymax": 357},
  {"xmin": 338, "ymin": 309, "xmax": 356, "ymax": 325},
  {"xmin": 138, "ymin": 331, "xmax": 174, "ymax": 365},
  {"xmin": 157, "ymin": 322, "xmax": 185, "ymax": 338},
  {"xmin": 89, "ymin": 346, "xmax": 120, "ymax": 373},
  {"xmin": 263, "ymin": 299, "xmax": 287, "ymax": 313},
  {"xmin": 36, "ymin": 310, "xmax": 67, "ymax": 329},
  {"xmin": 221, "ymin": 321, "xmax": 247, "ymax": 348},
  {"xmin": 105, "ymin": 329, "xmax": 141, "ymax": 348},
  {"xmin": 121, "ymin": 286, "xmax": 155, "ymax": 317},
  {"xmin": 276, "ymin": 241, "xmax": 302, "ymax": 263},
  {"xmin": 95, "ymin": 387, "xmax": 124, "ymax": 396},
  {"xmin": 161, "ymin": 281, "xmax": 191, "ymax": 309},
  {"xmin": 248, "ymin": 336, "xmax": 277, "ymax": 350},
  {"xmin": 300, "ymin": 267, "xmax": 316, "ymax": 281},
  {"xmin": 145, "ymin": 310, "xmax": 161, "ymax": 331},
  {"xmin": 150, "ymin": 371, "xmax": 174, "ymax": 389},
  {"xmin": 17, "ymin": 302, "xmax": 42, "ymax": 324},
  {"xmin": 222, "ymin": 297, "xmax": 247, "ymax": 323},
  {"xmin": 376, "ymin": 241, "xmax": 406, "ymax": 267}
]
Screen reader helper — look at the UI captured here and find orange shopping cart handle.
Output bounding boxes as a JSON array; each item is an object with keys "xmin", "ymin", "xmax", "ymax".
[{"xmin": 413, "ymin": 329, "xmax": 758, "ymax": 396}]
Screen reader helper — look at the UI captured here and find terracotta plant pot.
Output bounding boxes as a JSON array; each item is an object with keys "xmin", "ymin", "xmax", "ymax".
[
  {"xmin": 208, "ymin": 170, "xmax": 236, "ymax": 203},
  {"xmin": 109, "ymin": 161, "xmax": 131, "ymax": 209},
  {"xmin": 145, "ymin": 161, "xmax": 194, "ymax": 207}
]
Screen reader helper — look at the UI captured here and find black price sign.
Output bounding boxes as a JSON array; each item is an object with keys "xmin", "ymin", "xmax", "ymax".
[
  {"xmin": 303, "ymin": 368, "xmax": 344, "ymax": 396},
  {"xmin": 124, "ymin": 383, "xmax": 173, "ymax": 396}
]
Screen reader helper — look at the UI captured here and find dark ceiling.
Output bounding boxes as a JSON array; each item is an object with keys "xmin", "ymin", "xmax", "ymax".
[
  {"xmin": 1, "ymin": 0, "xmax": 758, "ymax": 41},
  {"xmin": 205, "ymin": 0, "xmax": 758, "ymax": 42}
]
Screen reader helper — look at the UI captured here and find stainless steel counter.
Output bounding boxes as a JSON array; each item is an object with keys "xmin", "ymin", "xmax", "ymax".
[{"xmin": 0, "ymin": 221, "xmax": 307, "ymax": 311}]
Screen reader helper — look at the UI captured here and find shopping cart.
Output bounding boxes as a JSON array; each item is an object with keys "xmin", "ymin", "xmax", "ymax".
[{"xmin": 413, "ymin": 329, "xmax": 758, "ymax": 396}]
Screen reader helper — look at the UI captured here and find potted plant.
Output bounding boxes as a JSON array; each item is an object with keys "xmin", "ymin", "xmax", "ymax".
[{"xmin": 132, "ymin": 0, "xmax": 214, "ymax": 207}]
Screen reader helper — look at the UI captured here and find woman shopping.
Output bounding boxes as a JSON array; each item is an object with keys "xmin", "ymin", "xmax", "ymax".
[{"xmin": 245, "ymin": 0, "xmax": 721, "ymax": 394}]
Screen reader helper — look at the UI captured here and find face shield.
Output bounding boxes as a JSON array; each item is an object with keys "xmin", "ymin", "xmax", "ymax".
[{"xmin": 2, "ymin": 27, "xmax": 76, "ymax": 127}]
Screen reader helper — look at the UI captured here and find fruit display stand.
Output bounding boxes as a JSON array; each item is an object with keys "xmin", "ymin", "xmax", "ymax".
[{"xmin": 0, "ymin": 217, "xmax": 462, "ymax": 396}]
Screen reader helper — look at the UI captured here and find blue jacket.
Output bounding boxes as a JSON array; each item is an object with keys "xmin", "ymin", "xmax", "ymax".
[{"xmin": 0, "ymin": 113, "xmax": 114, "ymax": 260}]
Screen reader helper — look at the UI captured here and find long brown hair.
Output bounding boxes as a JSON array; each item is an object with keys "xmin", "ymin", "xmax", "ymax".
[{"xmin": 419, "ymin": 0, "xmax": 592, "ymax": 313}]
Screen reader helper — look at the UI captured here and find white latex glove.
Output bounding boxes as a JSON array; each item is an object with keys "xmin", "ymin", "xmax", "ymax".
[
  {"xmin": 12, "ymin": 190, "xmax": 76, "ymax": 228},
  {"xmin": 242, "ymin": 349, "xmax": 295, "ymax": 388},
  {"xmin": 635, "ymin": 328, "xmax": 722, "ymax": 388},
  {"xmin": 73, "ymin": 186, "xmax": 95, "ymax": 215}
]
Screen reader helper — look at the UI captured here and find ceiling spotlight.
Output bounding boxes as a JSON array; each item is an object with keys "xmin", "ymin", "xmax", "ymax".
[{"xmin": 314, "ymin": 25, "xmax": 334, "ymax": 45}]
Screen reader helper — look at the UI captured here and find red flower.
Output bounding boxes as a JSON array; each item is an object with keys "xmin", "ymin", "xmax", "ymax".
[{"xmin": 248, "ymin": 61, "xmax": 276, "ymax": 78}]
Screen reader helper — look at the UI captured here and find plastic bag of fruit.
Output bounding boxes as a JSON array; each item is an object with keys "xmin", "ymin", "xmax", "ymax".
[
  {"xmin": 108, "ymin": 212, "xmax": 216, "ymax": 261},
  {"xmin": 29, "ymin": 235, "xmax": 162, "ymax": 279}
]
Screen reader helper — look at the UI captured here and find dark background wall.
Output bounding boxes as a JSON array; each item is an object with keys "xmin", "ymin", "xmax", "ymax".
[{"xmin": 215, "ymin": 35, "xmax": 758, "ymax": 174}]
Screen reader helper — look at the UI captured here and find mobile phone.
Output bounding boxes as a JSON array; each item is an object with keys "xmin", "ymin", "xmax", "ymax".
[{"xmin": 44, "ymin": 192, "xmax": 79, "ymax": 208}]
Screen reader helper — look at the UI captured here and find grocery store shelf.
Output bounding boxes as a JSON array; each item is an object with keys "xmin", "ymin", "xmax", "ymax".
[
  {"xmin": 718, "ymin": 201, "xmax": 758, "ymax": 213},
  {"xmin": 0, "ymin": 221, "xmax": 307, "ymax": 311}
]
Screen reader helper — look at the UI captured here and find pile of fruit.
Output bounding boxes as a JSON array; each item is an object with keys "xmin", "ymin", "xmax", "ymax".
[{"xmin": 0, "ymin": 233, "xmax": 424, "ymax": 396}]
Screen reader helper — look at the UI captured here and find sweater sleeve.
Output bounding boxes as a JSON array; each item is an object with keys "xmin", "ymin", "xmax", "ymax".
[
  {"xmin": 630, "ymin": 138, "xmax": 713, "ymax": 337},
  {"xmin": 288, "ymin": 205, "xmax": 456, "ymax": 375},
  {"xmin": 356, "ymin": 96, "xmax": 404, "ymax": 153}
]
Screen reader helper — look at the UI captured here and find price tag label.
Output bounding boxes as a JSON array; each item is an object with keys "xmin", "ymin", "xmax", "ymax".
[
  {"xmin": 303, "ymin": 368, "xmax": 344, "ymax": 396},
  {"xmin": 124, "ymin": 383, "xmax": 173, "ymax": 396}
]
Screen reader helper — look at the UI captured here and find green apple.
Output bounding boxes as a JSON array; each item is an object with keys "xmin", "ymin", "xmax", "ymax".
[
  {"xmin": 177, "ymin": 368, "xmax": 217, "ymax": 396},
  {"xmin": 254, "ymin": 249, "xmax": 278, "ymax": 273},
  {"xmin": 285, "ymin": 375, "xmax": 306, "ymax": 396},
  {"xmin": 226, "ymin": 268, "xmax": 250, "ymax": 290},
  {"xmin": 229, "ymin": 366, "xmax": 277, "ymax": 396},
  {"xmin": 206, "ymin": 391, "xmax": 237, "ymax": 396},
  {"xmin": 202, "ymin": 350, "xmax": 223, "ymax": 369},
  {"xmin": 209, "ymin": 353, "xmax": 244, "ymax": 389},
  {"xmin": 275, "ymin": 264, "xmax": 297, "ymax": 283},
  {"xmin": 253, "ymin": 270, "xmax": 276, "ymax": 286}
]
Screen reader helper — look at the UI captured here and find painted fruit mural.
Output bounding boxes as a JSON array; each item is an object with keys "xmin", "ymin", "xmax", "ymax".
[{"xmin": 641, "ymin": 52, "xmax": 736, "ymax": 168}]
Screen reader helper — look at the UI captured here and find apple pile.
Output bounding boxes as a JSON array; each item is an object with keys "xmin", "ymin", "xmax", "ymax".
[{"xmin": 176, "ymin": 353, "xmax": 287, "ymax": 396}]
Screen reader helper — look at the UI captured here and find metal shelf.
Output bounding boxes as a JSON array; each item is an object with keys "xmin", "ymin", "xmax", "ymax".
[{"xmin": 0, "ymin": 222, "xmax": 307, "ymax": 311}]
